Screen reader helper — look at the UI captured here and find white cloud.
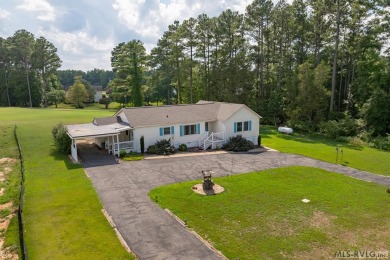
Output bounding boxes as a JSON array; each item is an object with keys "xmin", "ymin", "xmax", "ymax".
[
  {"xmin": 37, "ymin": 26, "xmax": 114, "ymax": 70},
  {"xmin": 39, "ymin": 26, "xmax": 114, "ymax": 54},
  {"xmin": 4, "ymin": 0, "xmax": 259, "ymax": 70},
  {"xmin": 112, "ymin": 0, "xmax": 249, "ymax": 41},
  {"xmin": 0, "ymin": 9, "xmax": 11, "ymax": 19},
  {"xmin": 17, "ymin": 0, "xmax": 56, "ymax": 21}
]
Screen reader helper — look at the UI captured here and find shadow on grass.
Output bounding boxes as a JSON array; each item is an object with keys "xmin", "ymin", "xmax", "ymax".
[{"xmin": 49, "ymin": 149, "xmax": 83, "ymax": 170}]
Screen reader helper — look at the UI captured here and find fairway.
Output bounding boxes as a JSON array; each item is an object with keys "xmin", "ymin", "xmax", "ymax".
[
  {"xmin": 0, "ymin": 108, "xmax": 133, "ymax": 259},
  {"xmin": 149, "ymin": 166, "xmax": 390, "ymax": 259},
  {"xmin": 261, "ymin": 126, "xmax": 390, "ymax": 176}
]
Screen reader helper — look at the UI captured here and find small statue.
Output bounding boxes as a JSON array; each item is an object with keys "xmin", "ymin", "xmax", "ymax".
[{"xmin": 202, "ymin": 170, "xmax": 214, "ymax": 191}]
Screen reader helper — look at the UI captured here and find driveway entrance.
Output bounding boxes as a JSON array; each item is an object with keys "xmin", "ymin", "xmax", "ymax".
[{"xmin": 83, "ymin": 151, "xmax": 390, "ymax": 259}]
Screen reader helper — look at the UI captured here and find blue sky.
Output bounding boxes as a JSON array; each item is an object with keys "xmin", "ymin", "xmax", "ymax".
[{"xmin": 0, "ymin": 0, "xmax": 256, "ymax": 71}]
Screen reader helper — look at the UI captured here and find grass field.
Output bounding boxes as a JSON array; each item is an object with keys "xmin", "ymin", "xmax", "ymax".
[
  {"xmin": 48, "ymin": 102, "xmax": 122, "ymax": 111},
  {"xmin": 149, "ymin": 166, "xmax": 390, "ymax": 259},
  {"xmin": 261, "ymin": 126, "xmax": 390, "ymax": 176},
  {"xmin": 0, "ymin": 125, "xmax": 21, "ymax": 257},
  {"xmin": 0, "ymin": 108, "xmax": 133, "ymax": 259}
]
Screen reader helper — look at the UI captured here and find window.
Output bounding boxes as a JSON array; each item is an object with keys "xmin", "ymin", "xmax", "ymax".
[
  {"xmin": 163, "ymin": 127, "xmax": 171, "ymax": 135},
  {"xmin": 160, "ymin": 126, "xmax": 174, "ymax": 136},
  {"xmin": 205, "ymin": 122, "xmax": 209, "ymax": 132},
  {"xmin": 244, "ymin": 121, "xmax": 249, "ymax": 131},
  {"xmin": 184, "ymin": 124, "xmax": 197, "ymax": 135},
  {"xmin": 234, "ymin": 120, "xmax": 252, "ymax": 133},
  {"xmin": 237, "ymin": 122, "xmax": 243, "ymax": 132}
]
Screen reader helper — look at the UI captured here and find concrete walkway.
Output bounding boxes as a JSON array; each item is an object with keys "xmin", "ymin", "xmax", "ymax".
[{"xmin": 81, "ymin": 147, "xmax": 390, "ymax": 259}]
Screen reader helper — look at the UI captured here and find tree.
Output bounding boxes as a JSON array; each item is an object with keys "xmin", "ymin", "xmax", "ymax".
[
  {"xmin": 47, "ymin": 89, "xmax": 65, "ymax": 108},
  {"xmin": 245, "ymin": 0, "xmax": 273, "ymax": 99},
  {"xmin": 329, "ymin": 0, "xmax": 341, "ymax": 113},
  {"xmin": 111, "ymin": 40, "xmax": 146, "ymax": 106},
  {"xmin": 290, "ymin": 61, "xmax": 330, "ymax": 127},
  {"xmin": 181, "ymin": 17, "xmax": 197, "ymax": 103},
  {"xmin": 32, "ymin": 36, "xmax": 62, "ymax": 107},
  {"xmin": 365, "ymin": 88, "xmax": 390, "ymax": 136},
  {"xmin": 99, "ymin": 96, "xmax": 112, "ymax": 109},
  {"xmin": 10, "ymin": 30, "xmax": 35, "ymax": 107},
  {"xmin": 0, "ymin": 37, "xmax": 12, "ymax": 106},
  {"xmin": 81, "ymin": 78, "xmax": 96, "ymax": 103},
  {"xmin": 52, "ymin": 122, "xmax": 71, "ymax": 154},
  {"xmin": 67, "ymin": 76, "xmax": 89, "ymax": 108}
]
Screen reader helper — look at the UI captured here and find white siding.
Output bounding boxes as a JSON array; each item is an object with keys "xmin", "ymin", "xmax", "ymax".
[
  {"xmin": 113, "ymin": 106, "xmax": 260, "ymax": 153},
  {"xmin": 94, "ymin": 137, "xmax": 105, "ymax": 148},
  {"xmin": 224, "ymin": 107, "xmax": 260, "ymax": 145},
  {"xmin": 211, "ymin": 120, "xmax": 225, "ymax": 133},
  {"xmin": 132, "ymin": 122, "xmax": 208, "ymax": 152}
]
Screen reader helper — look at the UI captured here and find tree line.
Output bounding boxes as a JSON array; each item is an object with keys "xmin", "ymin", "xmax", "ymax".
[
  {"xmin": 0, "ymin": 29, "xmax": 116, "ymax": 108},
  {"xmin": 0, "ymin": 29, "xmax": 62, "ymax": 107},
  {"xmin": 57, "ymin": 69, "xmax": 114, "ymax": 89},
  {"xmin": 109, "ymin": 0, "xmax": 390, "ymax": 140}
]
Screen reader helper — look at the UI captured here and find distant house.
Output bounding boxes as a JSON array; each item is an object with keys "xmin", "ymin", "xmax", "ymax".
[
  {"xmin": 94, "ymin": 90, "xmax": 103, "ymax": 103},
  {"xmin": 66, "ymin": 101, "xmax": 261, "ymax": 162}
]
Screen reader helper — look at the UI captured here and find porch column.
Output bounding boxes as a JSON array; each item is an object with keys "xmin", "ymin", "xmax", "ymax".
[
  {"xmin": 116, "ymin": 134, "xmax": 120, "ymax": 156},
  {"xmin": 111, "ymin": 135, "xmax": 114, "ymax": 154},
  {"xmin": 71, "ymin": 139, "xmax": 78, "ymax": 163}
]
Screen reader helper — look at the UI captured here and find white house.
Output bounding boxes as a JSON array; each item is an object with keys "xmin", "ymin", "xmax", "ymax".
[{"xmin": 66, "ymin": 101, "xmax": 261, "ymax": 162}]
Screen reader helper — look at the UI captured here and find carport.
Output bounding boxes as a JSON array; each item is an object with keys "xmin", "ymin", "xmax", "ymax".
[{"xmin": 67, "ymin": 123, "xmax": 130, "ymax": 163}]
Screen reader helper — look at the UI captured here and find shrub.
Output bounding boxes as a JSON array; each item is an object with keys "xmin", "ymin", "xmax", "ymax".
[
  {"xmin": 348, "ymin": 137, "xmax": 365, "ymax": 149},
  {"xmin": 146, "ymin": 145, "xmax": 157, "ymax": 154},
  {"xmin": 320, "ymin": 120, "xmax": 341, "ymax": 139},
  {"xmin": 320, "ymin": 115, "xmax": 358, "ymax": 139},
  {"xmin": 147, "ymin": 139, "xmax": 176, "ymax": 155},
  {"xmin": 52, "ymin": 122, "xmax": 72, "ymax": 154},
  {"xmin": 178, "ymin": 144, "xmax": 187, "ymax": 151},
  {"xmin": 140, "ymin": 136, "xmax": 145, "ymax": 154},
  {"xmin": 335, "ymin": 136, "xmax": 349, "ymax": 143},
  {"xmin": 119, "ymin": 150, "xmax": 127, "ymax": 158},
  {"xmin": 155, "ymin": 139, "xmax": 175, "ymax": 155},
  {"xmin": 288, "ymin": 120, "xmax": 313, "ymax": 133},
  {"xmin": 371, "ymin": 136, "xmax": 390, "ymax": 151},
  {"xmin": 223, "ymin": 135, "xmax": 254, "ymax": 152}
]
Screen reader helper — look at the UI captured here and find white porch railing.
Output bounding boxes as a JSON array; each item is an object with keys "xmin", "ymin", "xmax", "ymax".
[
  {"xmin": 199, "ymin": 132, "xmax": 225, "ymax": 150},
  {"xmin": 198, "ymin": 131, "xmax": 209, "ymax": 147},
  {"xmin": 109, "ymin": 141, "xmax": 134, "ymax": 154},
  {"xmin": 119, "ymin": 141, "xmax": 134, "ymax": 150}
]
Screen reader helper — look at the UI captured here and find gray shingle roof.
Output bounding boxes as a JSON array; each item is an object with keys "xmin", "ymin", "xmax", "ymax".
[
  {"xmin": 115, "ymin": 101, "xmax": 260, "ymax": 128},
  {"xmin": 94, "ymin": 116, "xmax": 123, "ymax": 126}
]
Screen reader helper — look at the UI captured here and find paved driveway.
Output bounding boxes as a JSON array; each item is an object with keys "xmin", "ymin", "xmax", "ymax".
[{"xmin": 82, "ymin": 147, "xmax": 390, "ymax": 259}]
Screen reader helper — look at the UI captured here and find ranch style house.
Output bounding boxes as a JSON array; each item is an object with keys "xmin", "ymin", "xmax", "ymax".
[{"xmin": 66, "ymin": 101, "xmax": 261, "ymax": 162}]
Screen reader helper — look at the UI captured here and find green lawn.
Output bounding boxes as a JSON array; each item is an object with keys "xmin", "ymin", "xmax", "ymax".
[
  {"xmin": 120, "ymin": 153, "xmax": 144, "ymax": 161},
  {"xmin": 48, "ymin": 102, "xmax": 122, "ymax": 111},
  {"xmin": 149, "ymin": 166, "xmax": 390, "ymax": 259},
  {"xmin": 0, "ymin": 108, "xmax": 133, "ymax": 259},
  {"xmin": 0, "ymin": 125, "xmax": 21, "ymax": 257},
  {"xmin": 261, "ymin": 126, "xmax": 390, "ymax": 176}
]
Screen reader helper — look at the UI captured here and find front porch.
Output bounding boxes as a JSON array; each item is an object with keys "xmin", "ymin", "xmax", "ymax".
[{"xmin": 198, "ymin": 131, "xmax": 226, "ymax": 150}]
